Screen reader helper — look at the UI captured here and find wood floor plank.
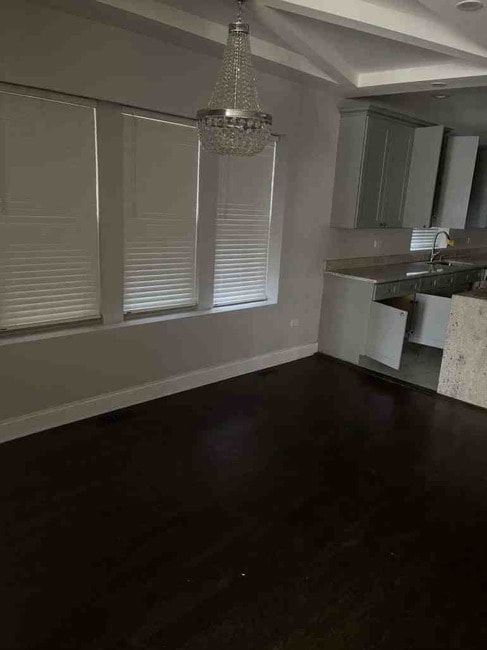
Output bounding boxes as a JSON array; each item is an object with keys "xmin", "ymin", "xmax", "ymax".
[{"xmin": 1, "ymin": 354, "xmax": 487, "ymax": 649}]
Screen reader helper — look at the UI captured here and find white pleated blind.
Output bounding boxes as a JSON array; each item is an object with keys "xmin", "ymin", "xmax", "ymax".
[
  {"xmin": 213, "ymin": 141, "xmax": 276, "ymax": 307},
  {"xmin": 410, "ymin": 227, "xmax": 449, "ymax": 251},
  {"xmin": 123, "ymin": 114, "xmax": 199, "ymax": 314},
  {"xmin": 0, "ymin": 91, "xmax": 99, "ymax": 330}
]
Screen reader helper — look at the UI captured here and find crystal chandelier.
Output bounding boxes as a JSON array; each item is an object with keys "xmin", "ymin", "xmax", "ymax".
[{"xmin": 197, "ymin": 0, "xmax": 272, "ymax": 157}]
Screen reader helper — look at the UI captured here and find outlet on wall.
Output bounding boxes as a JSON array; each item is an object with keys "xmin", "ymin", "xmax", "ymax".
[
  {"xmin": 374, "ymin": 239, "xmax": 382, "ymax": 249},
  {"xmin": 290, "ymin": 319, "xmax": 300, "ymax": 328}
]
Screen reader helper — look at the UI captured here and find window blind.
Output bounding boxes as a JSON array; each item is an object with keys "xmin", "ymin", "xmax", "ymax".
[
  {"xmin": 213, "ymin": 141, "xmax": 276, "ymax": 307},
  {"xmin": 0, "ymin": 91, "xmax": 99, "ymax": 330},
  {"xmin": 410, "ymin": 227, "xmax": 450, "ymax": 252},
  {"xmin": 123, "ymin": 114, "xmax": 199, "ymax": 314}
]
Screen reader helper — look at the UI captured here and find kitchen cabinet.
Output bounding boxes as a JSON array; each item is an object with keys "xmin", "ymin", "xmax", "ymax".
[
  {"xmin": 365, "ymin": 301, "xmax": 408, "ymax": 369},
  {"xmin": 319, "ymin": 266, "xmax": 485, "ymax": 370},
  {"xmin": 402, "ymin": 125, "xmax": 445, "ymax": 229},
  {"xmin": 466, "ymin": 146, "xmax": 487, "ymax": 228},
  {"xmin": 356, "ymin": 115, "xmax": 414, "ymax": 229},
  {"xmin": 365, "ymin": 293, "xmax": 451, "ymax": 369},
  {"xmin": 331, "ymin": 103, "xmax": 434, "ymax": 230},
  {"xmin": 409, "ymin": 294, "xmax": 452, "ymax": 349},
  {"xmin": 381, "ymin": 121, "xmax": 414, "ymax": 228},
  {"xmin": 433, "ymin": 135, "xmax": 479, "ymax": 229},
  {"xmin": 355, "ymin": 114, "xmax": 390, "ymax": 228}
]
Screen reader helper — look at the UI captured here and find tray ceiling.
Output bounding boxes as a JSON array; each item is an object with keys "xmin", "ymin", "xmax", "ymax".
[{"xmin": 31, "ymin": 0, "xmax": 487, "ymax": 95}]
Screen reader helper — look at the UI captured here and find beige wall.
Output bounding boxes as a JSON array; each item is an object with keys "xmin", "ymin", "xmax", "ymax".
[{"xmin": 0, "ymin": 1, "xmax": 339, "ymax": 421}]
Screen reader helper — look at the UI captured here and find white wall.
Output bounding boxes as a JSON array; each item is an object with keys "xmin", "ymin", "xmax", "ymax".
[{"xmin": 0, "ymin": 1, "xmax": 339, "ymax": 423}]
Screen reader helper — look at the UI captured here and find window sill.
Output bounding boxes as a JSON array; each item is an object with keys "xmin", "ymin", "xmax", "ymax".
[{"xmin": 0, "ymin": 298, "xmax": 277, "ymax": 347}]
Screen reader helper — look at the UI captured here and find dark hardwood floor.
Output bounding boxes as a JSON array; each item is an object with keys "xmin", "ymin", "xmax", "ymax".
[{"xmin": 2, "ymin": 354, "xmax": 487, "ymax": 649}]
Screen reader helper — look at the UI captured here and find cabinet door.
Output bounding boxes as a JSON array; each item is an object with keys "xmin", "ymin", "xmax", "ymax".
[
  {"xmin": 364, "ymin": 301, "xmax": 408, "ymax": 369},
  {"xmin": 381, "ymin": 121, "xmax": 414, "ymax": 228},
  {"xmin": 402, "ymin": 126, "xmax": 444, "ymax": 229},
  {"xmin": 433, "ymin": 135, "xmax": 479, "ymax": 229},
  {"xmin": 409, "ymin": 293, "xmax": 452, "ymax": 349},
  {"xmin": 466, "ymin": 146, "xmax": 487, "ymax": 229},
  {"xmin": 330, "ymin": 112, "xmax": 368, "ymax": 228},
  {"xmin": 356, "ymin": 115, "xmax": 390, "ymax": 228}
]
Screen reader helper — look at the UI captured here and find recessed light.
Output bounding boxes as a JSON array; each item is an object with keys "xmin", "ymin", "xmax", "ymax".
[
  {"xmin": 431, "ymin": 81, "xmax": 447, "ymax": 87},
  {"xmin": 434, "ymin": 94, "xmax": 449, "ymax": 99},
  {"xmin": 456, "ymin": 0, "xmax": 484, "ymax": 10}
]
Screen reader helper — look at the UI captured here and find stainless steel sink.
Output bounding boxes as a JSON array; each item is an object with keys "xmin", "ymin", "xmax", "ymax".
[{"xmin": 427, "ymin": 260, "xmax": 473, "ymax": 267}]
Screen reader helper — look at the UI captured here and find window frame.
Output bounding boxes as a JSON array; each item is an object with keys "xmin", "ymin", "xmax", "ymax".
[
  {"xmin": 117, "ymin": 109, "xmax": 285, "ymax": 321},
  {"xmin": 410, "ymin": 227, "xmax": 450, "ymax": 252},
  {"xmin": 121, "ymin": 108, "xmax": 201, "ymax": 316},
  {"xmin": 0, "ymin": 87, "xmax": 286, "ymax": 341},
  {"xmin": 0, "ymin": 82, "xmax": 101, "ymax": 335}
]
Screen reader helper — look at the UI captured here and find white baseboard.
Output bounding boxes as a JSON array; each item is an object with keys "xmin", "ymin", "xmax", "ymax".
[{"xmin": 0, "ymin": 343, "xmax": 318, "ymax": 445}]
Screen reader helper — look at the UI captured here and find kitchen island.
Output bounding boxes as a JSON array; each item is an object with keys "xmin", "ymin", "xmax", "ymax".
[{"xmin": 438, "ymin": 288, "xmax": 487, "ymax": 408}]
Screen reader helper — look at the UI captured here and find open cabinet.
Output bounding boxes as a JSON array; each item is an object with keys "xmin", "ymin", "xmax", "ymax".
[
  {"xmin": 364, "ymin": 297, "xmax": 410, "ymax": 370},
  {"xmin": 433, "ymin": 135, "xmax": 479, "ymax": 229},
  {"xmin": 364, "ymin": 293, "xmax": 452, "ymax": 370},
  {"xmin": 409, "ymin": 294, "xmax": 452, "ymax": 349}
]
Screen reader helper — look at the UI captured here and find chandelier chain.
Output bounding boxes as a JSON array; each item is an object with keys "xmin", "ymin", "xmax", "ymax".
[{"xmin": 237, "ymin": 0, "xmax": 243, "ymax": 22}]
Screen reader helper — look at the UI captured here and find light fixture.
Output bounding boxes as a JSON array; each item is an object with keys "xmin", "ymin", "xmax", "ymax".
[
  {"xmin": 456, "ymin": 0, "xmax": 484, "ymax": 10},
  {"xmin": 433, "ymin": 94, "xmax": 449, "ymax": 99},
  {"xmin": 197, "ymin": 0, "xmax": 272, "ymax": 156},
  {"xmin": 431, "ymin": 81, "xmax": 447, "ymax": 87}
]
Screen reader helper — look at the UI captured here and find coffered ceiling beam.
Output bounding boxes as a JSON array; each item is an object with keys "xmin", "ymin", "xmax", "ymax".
[
  {"xmin": 35, "ymin": 0, "xmax": 332, "ymax": 82},
  {"xmin": 252, "ymin": 2, "xmax": 357, "ymax": 87}
]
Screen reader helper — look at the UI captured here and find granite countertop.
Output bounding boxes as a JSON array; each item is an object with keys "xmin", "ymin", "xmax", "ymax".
[
  {"xmin": 438, "ymin": 285, "xmax": 487, "ymax": 408},
  {"xmin": 326, "ymin": 258, "xmax": 487, "ymax": 284}
]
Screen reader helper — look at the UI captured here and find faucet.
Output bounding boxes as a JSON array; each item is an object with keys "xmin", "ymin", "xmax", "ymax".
[{"xmin": 429, "ymin": 230, "xmax": 453, "ymax": 263}]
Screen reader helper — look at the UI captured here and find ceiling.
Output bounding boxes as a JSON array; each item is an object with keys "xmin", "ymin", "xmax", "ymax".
[
  {"xmin": 377, "ymin": 85, "xmax": 487, "ymax": 139},
  {"xmin": 31, "ymin": 0, "xmax": 487, "ymax": 96}
]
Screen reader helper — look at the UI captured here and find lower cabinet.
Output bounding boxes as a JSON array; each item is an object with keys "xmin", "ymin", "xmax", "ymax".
[
  {"xmin": 319, "ymin": 269, "xmax": 485, "ymax": 371},
  {"xmin": 409, "ymin": 294, "xmax": 452, "ymax": 349},
  {"xmin": 365, "ymin": 300, "xmax": 408, "ymax": 369},
  {"xmin": 365, "ymin": 293, "xmax": 453, "ymax": 370}
]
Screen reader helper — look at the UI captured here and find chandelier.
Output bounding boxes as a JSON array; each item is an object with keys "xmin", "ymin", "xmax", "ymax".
[{"xmin": 197, "ymin": 0, "xmax": 273, "ymax": 157}]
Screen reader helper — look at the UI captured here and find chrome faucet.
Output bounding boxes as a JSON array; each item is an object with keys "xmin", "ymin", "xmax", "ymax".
[{"xmin": 429, "ymin": 230, "xmax": 452, "ymax": 263}]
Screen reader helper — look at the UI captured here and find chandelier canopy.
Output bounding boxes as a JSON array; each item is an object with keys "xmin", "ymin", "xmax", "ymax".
[{"xmin": 197, "ymin": 0, "xmax": 273, "ymax": 157}]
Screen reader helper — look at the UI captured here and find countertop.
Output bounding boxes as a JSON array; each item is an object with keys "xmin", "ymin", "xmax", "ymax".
[
  {"xmin": 438, "ymin": 286, "xmax": 487, "ymax": 408},
  {"xmin": 325, "ymin": 258, "xmax": 487, "ymax": 284}
]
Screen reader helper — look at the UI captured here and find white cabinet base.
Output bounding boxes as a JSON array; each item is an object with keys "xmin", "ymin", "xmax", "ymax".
[
  {"xmin": 409, "ymin": 293, "xmax": 452, "ymax": 349},
  {"xmin": 364, "ymin": 301, "xmax": 408, "ymax": 370}
]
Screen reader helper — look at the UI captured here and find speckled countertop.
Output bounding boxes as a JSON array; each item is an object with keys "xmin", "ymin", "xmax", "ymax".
[
  {"xmin": 438, "ymin": 287, "xmax": 487, "ymax": 409},
  {"xmin": 326, "ymin": 259, "xmax": 487, "ymax": 284}
]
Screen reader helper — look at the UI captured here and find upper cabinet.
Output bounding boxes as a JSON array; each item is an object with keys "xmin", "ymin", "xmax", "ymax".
[
  {"xmin": 402, "ymin": 125, "xmax": 445, "ymax": 229},
  {"xmin": 433, "ymin": 135, "xmax": 479, "ymax": 230},
  {"xmin": 381, "ymin": 120, "xmax": 415, "ymax": 229},
  {"xmin": 331, "ymin": 103, "xmax": 439, "ymax": 230},
  {"xmin": 465, "ymin": 146, "xmax": 487, "ymax": 229}
]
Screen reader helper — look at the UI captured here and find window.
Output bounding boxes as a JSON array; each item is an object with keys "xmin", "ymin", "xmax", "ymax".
[
  {"xmin": 0, "ymin": 89, "xmax": 284, "ymax": 337},
  {"xmin": 213, "ymin": 140, "xmax": 277, "ymax": 307},
  {"xmin": 410, "ymin": 227, "xmax": 450, "ymax": 252},
  {"xmin": 123, "ymin": 112, "xmax": 200, "ymax": 314},
  {"xmin": 0, "ymin": 89, "xmax": 99, "ymax": 330}
]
